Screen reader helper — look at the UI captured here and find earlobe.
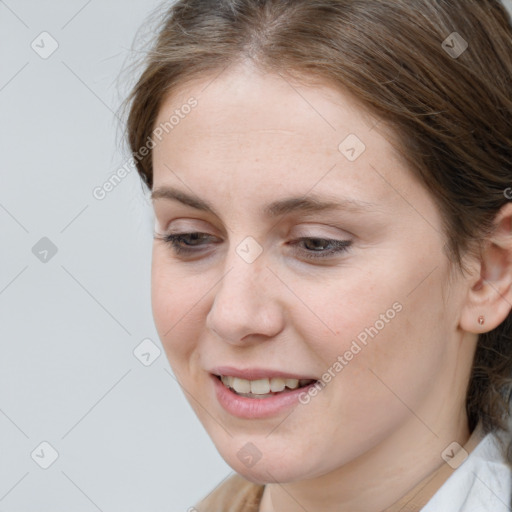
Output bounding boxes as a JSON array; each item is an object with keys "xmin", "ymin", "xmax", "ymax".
[{"xmin": 459, "ymin": 203, "xmax": 512, "ymax": 334}]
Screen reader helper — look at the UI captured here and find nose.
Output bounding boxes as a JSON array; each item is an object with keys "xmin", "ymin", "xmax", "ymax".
[{"xmin": 206, "ymin": 250, "xmax": 285, "ymax": 346}]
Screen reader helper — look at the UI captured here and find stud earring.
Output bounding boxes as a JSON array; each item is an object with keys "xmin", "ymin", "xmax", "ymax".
[{"xmin": 478, "ymin": 315, "xmax": 485, "ymax": 326}]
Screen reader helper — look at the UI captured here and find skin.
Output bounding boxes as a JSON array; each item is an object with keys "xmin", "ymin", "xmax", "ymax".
[{"xmin": 149, "ymin": 60, "xmax": 512, "ymax": 512}]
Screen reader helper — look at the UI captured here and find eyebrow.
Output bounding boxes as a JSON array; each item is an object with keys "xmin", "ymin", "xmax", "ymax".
[{"xmin": 151, "ymin": 186, "xmax": 379, "ymax": 218}]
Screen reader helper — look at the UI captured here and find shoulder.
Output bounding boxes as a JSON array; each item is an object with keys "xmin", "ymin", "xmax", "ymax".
[
  {"xmin": 194, "ymin": 473, "xmax": 265, "ymax": 512},
  {"xmin": 421, "ymin": 429, "xmax": 512, "ymax": 512}
]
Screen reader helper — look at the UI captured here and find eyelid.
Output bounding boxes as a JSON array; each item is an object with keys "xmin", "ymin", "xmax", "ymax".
[
  {"xmin": 293, "ymin": 224, "xmax": 351, "ymax": 235},
  {"xmin": 154, "ymin": 213, "xmax": 357, "ymax": 247},
  {"xmin": 289, "ymin": 222, "xmax": 355, "ymax": 242},
  {"xmin": 154, "ymin": 216, "xmax": 219, "ymax": 236}
]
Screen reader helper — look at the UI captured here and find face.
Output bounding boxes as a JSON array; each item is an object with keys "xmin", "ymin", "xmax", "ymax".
[{"xmin": 150, "ymin": 62, "xmax": 472, "ymax": 484}]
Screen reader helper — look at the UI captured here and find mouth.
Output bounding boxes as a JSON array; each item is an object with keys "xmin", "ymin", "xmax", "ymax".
[{"xmin": 214, "ymin": 374, "xmax": 318, "ymax": 399}]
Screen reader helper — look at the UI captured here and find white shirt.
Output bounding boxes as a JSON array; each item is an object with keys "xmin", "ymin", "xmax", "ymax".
[{"xmin": 421, "ymin": 430, "xmax": 512, "ymax": 512}]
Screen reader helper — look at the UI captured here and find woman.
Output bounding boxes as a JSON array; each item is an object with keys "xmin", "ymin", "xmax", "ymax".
[{"xmin": 123, "ymin": 0, "xmax": 512, "ymax": 510}]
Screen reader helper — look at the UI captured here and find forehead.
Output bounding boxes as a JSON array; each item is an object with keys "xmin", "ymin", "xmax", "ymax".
[
  {"xmin": 154, "ymin": 62, "xmax": 375, "ymax": 146},
  {"xmin": 151, "ymin": 63, "xmax": 413, "ymax": 209}
]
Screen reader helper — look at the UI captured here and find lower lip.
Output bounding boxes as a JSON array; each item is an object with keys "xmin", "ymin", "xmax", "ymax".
[{"xmin": 211, "ymin": 374, "xmax": 318, "ymax": 419}]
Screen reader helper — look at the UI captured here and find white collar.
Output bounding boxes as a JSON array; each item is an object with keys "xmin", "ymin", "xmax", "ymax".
[{"xmin": 421, "ymin": 430, "xmax": 512, "ymax": 512}]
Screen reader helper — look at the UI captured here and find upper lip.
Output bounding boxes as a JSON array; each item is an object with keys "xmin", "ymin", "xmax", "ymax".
[{"xmin": 211, "ymin": 366, "xmax": 318, "ymax": 381}]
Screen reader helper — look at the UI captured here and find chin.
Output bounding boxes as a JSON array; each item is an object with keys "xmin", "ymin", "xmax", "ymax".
[
  {"xmin": 222, "ymin": 449, "xmax": 316, "ymax": 485},
  {"xmin": 232, "ymin": 463, "xmax": 297, "ymax": 485}
]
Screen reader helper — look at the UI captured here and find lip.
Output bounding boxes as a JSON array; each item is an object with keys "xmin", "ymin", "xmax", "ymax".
[
  {"xmin": 210, "ymin": 366, "xmax": 318, "ymax": 381},
  {"xmin": 211, "ymin": 373, "xmax": 319, "ymax": 419}
]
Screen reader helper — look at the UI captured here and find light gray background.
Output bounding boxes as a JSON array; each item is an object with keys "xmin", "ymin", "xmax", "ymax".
[
  {"xmin": 1, "ymin": 1, "xmax": 512, "ymax": 511},
  {"xmin": 0, "ymin": 1, "xmax": 231, "ymax": 511}
]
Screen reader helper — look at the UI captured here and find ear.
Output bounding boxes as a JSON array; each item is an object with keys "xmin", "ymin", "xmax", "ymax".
[{"xmin": 459, "ymin": 202, "xmax": 512, "ymax": 334}]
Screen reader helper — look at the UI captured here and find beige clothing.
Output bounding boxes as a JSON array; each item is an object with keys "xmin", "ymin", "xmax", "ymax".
[
  {"xmin": 194, "ymin": 423, "xmax": 487, "ymax": 512},
  {"xmin": 195, "ymin": 472, "xmax": 264, "ymax": 512}
]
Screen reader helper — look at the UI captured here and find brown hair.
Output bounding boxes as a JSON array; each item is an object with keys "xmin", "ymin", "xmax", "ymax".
[{"xmin": 122, "ymin": 0, "xmax": 512, "ymax": 452}]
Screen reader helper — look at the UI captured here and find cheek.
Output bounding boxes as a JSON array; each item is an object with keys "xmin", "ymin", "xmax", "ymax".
[
  {"xmin": 289, "ymin": 270, "xmax": 396, "ymax": 363},
  {"xmin": 150, "ymin": 250, "xmax": 201, "ymax": 363},
  {"xmin": 292, "ymin": 263, "xmax": 448, "ymax": 406},
  {"xmin": 151, "ymin": 254, "xmax": 174, "ymax": 336}
]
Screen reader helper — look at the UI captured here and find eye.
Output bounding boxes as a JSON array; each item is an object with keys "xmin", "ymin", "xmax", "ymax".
[
  {"xmin": 154, "ymin": 231, "xmax": 352, "ymax": 261},
  {"xmin": 288, "ymin": 237, "xmax": 352, "ymax": 259},
  {"xmin": 154, "ymin": 231, "xmax": 216, "ymax": 256}
]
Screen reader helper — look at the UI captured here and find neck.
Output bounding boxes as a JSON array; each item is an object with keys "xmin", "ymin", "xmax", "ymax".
[{"xmin": 259, "ymin": 412, "xmax": 474, "ymax": 512}]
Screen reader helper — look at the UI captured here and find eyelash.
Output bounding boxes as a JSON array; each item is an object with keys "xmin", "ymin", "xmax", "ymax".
[{"xmin": 154, "ymin": 232, "xmax": 352, "ymax": 260}]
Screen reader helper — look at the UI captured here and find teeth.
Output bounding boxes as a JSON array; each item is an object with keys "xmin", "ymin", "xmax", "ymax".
[
  {"xmin": 250, "ymin": 379, "xmax": 270, "ymax": 394},
  {"xmin": 285, "ymin": 379, "xmax": 299, "ymax": 389},
  {"xmin": 219, "ymin": 375, "xmax": 314, "ymax": 395},
  {"xmin": 221, "ymin": 375, "xmax": 233, "ymax": 387},
  {"xmin": 270, "ymin": 377, "xmax": 286, "ymax": 392},
  {"xmin": 232, "ymin": 377, "xmax": 251, "ymax": 393}
]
